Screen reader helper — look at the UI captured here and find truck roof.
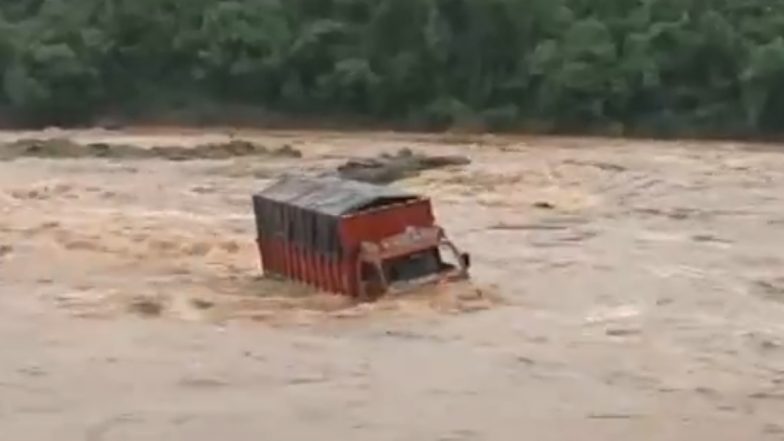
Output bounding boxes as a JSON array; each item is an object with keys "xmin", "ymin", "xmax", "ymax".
[{"xmin": 254, "ymin": 175, "xmax": 420, "ymax": 216}]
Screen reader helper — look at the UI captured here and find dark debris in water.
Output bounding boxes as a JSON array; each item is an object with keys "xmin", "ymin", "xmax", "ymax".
[
  {"xmin": 337, "ymin": 148, "xmax": 470, "ymax": 183},
  {"xmin": 0, "ymin": 138, "xmax": 302, "ymax": 161},
  {"xmin": 563, "ymin": 159, "xmax": 627, "ymax": 173},
  {"xmin": 127, "ymin": 295, "xmax": 165, "ymax": 317},
  {"xmin": 753, "ymin": 278, "xmax": 784, "ymax": 303},
  {"xmin": 532, "ymin": 201, "xmax": 556, "ymax": 210}
]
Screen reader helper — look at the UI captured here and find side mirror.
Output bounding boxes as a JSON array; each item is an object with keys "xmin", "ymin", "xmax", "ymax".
[{"xmin": 460, "ymin": 252, "xmax": 471, "ymax": 269}]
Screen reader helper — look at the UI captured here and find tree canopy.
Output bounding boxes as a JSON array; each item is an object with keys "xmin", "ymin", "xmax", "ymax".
[{"xmin": 2, "ymin": 0, "xmax": 784, "ymax": 137}]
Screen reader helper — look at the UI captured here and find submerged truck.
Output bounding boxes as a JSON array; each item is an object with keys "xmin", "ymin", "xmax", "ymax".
[{"xmin": 252, "ymin": 175, "xmax": 470, "ymax": 300}]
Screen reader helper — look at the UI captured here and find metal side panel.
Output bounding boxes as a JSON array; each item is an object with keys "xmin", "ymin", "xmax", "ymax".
[{"xmin": 339, "ymin": 199, "xmax": 435, "ymax": 254}]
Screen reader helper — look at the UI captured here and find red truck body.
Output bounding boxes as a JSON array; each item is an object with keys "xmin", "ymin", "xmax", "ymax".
[{"xmin": 252, "ymin": 175, "xmax": 468, "ymax": 298}]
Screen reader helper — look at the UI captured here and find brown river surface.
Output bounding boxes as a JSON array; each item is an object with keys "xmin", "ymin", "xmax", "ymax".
[{"xmin": 1, "ymin": 128, "xmax": 784, "ymax": 440}]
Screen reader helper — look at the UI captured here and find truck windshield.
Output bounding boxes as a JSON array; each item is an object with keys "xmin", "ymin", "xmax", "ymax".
[{"xmin": 383, "ymin": 248, "xmax": 441, "ymax": 283}]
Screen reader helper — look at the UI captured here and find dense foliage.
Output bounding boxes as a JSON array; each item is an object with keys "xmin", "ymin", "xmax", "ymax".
[{"xmin": 2, "ymin": 0, "xmax": 784, "ymax": 136}]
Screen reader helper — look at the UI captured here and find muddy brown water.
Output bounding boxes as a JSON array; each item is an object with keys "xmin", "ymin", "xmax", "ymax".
[{"xmin": 2, "ymin": 128, "xmax": 784, "ymax": 440}]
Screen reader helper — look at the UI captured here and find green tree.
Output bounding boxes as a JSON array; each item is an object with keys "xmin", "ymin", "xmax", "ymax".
[{"xmin": 3, "ymin": 0, "xmax": 784, "ymax": 137}]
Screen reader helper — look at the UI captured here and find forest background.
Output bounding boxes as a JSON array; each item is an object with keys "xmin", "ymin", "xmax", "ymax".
[{"xmin": 1, "ymin": 0, "xmax": 783, "ymax": 138}]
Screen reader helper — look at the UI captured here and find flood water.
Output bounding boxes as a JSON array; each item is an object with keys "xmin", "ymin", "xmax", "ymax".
[{"xmin": 1, "ymin": 128, "xmax": 784, "ymax": 440}]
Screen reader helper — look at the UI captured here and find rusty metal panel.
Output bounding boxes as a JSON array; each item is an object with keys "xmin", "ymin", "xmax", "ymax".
[
  {"xmin": 257, "ymin": 235, "xmax": 355, "ymax": 295},
  {"xmin": 256, "ymin": 175, "xmax": 417, "ymax": 216},
  {"xmin": 339, "ymin": 199, "xmax": 435, "ymax": 253}
]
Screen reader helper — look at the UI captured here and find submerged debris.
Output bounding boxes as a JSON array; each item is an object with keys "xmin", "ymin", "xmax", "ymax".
[
  {"xmin": 126, "ymin": 295, "xmax": 165, "ymax": 317},
  {"xmin": 753, "ymin": 278, "xmax": 784, "ymax": 303},
  {"xmin": 337, "ymin": 148, "xmax": 471, "ymax": 183},
  {"xmin": 0, "ymin": 244, "xmax": 12, "ymax": 257},
  {"xmin": 533, "ymin": 201, "xmax": 556, "ymax": 210},
  {"xmin": 0, "ymin": 138, "xmax": 302, "ymax": 161}
]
